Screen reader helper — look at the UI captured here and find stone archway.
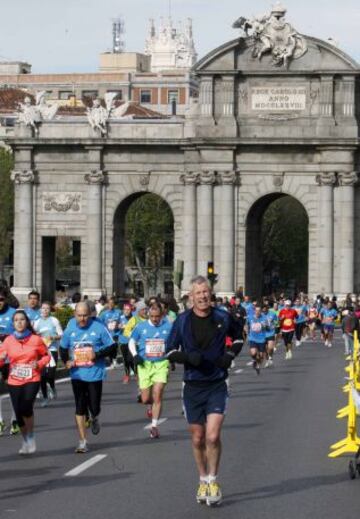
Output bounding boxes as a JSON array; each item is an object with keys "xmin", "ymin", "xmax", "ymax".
[
  {"xmin": 113, "ymin": 192, "xmax": 174, "ymax": 297},
  {"xmin": 245, "ymin": 193, "xmax": 309, "ymax": 297}
]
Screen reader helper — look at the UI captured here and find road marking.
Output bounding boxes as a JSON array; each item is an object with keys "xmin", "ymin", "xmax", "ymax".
[
  {"xmin": 144, "ymin": 418, "xmax": 168, "ymax": 430},
  {"xmin": 64, "ymin": 454, "xmax": 107, "ymax": 477},
  {"xmin": 234, "ymin": 369, "xmax": 244, "ymax": 374}
]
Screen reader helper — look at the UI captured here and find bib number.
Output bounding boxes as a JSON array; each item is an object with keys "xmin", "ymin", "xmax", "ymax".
[
  {"xmin": 251, "ymin": 322, "xmax": 262, "ymax": 333},
  {"xmin": 73, "ymin": 343, "xmax": 94, "ymax": 367},
  {"xmin": 145, "ymin": 339, "xmax": 165, "ymax": 358},
  {"xmin": 284, "ymin": 318, "xmax": 293, "ymax": 327},
  {"xmin": 11, "ymin": 364, "xmax": 33, "ymax": 380},
  {"xmin": 107, "ymin": 321, "xmax": 117, "ymax": 332}
]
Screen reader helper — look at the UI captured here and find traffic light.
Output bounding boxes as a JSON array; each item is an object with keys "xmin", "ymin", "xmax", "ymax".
[{"xmin": 207, "ymin": 261, "xmax": 218, "ymax": 286}]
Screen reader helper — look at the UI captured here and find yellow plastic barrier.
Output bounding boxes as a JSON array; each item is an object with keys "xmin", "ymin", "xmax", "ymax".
[{"xmin": 329, "ymin": 331, "xmax": 360, "ymax": 458}]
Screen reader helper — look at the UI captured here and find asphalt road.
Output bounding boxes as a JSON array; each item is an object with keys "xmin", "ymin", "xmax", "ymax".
[{"xmin": 0, "ymin": 331, "xmax": 358, "ymax": 519}]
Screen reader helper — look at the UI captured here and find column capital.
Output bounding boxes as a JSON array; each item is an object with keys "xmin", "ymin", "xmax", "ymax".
[
  {"xmin": 85, "ymin": 169, "xmax": 105, "ymax": 185},
  {"xmin": 181, "ymin": 171, "xmax": 198, "ymax": 186},
  {"xmin": 199, "ymin": 170, "xmax": 216, "ymax": 185},
  {"xmin": 338, "ymin": 171, "xmax": 358, "ymax": 187},
  {"xmin": 219, "ymin": 170, "xmax": 239, "ymax": 185},
  {"xmin": 11, "ymin": 170, "xmax": 35, "ymax": 184},
  {"xmin": 315, "ymin": 172, "xmax": 336, "ymax": 186}
]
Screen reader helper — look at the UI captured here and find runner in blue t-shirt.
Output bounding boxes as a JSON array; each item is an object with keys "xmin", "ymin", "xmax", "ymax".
[
  {"xmin": 247, "ymin": 306, "xmax": 268, "ymax": 375},
  {"xmin": 117, "ymin": 303, "xmax": 134, "ymax": 383},
  {"xmin": 99, "ymin": 297, "xmax": 122, "ymax": 368},
  {"xmin": 293, "ymin": 298, "xmax": 308, "ymax": 347},
  {"xmin": 320, "ymin": 302, "xmax": 338, "ymax": 348},
  {"xmin": 24, "ymin": 290, "xmax": 41, "ymax": 324},
  {"xmin": 262, "ymin": 305, "xmax": 277, "ymax": 368},
  {"xmin": 60, "ymin": 301, "xmax": 116, "ymax": 453},
  {"xmin": 129, "ymin": 302, "xmax": 172, "ymax": 439}
]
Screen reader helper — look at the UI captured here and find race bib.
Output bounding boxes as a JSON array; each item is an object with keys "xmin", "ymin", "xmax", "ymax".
[
  {"xmin": 11, "ymin": 364, "xmax": 33, "ymax": 380},
  {"xmin": 145, "ymin": 338, "xmax": 165, "ymax": 358},
  {"xmin": 73, "ymin": 342, "xmax": 94, "ymax": 367},
  {"xmin": 107, "ymin": 321, "xmax": 117, "ymax": 332},
  {"xmin": 284, "ymin": 318, "xmax": 293, "ymax": 327},
  {"xmin": 251, "ymin": 322, "xmax": 262, "ymax": 333}
]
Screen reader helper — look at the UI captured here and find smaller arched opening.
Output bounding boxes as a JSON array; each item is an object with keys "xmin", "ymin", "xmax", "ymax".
[
  {"xmin": 113, "ymin": 192, "xmax": 174, "ymax": 298},
  {"xmin": 245, "ymin": 193, "xmax": 309, "ymax": 298}
]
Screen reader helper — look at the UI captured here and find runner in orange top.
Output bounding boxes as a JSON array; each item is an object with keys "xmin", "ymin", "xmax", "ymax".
[
  {"xmin": 0, "ymin": 310, "xmax": 50, "ymax": 455},
  {"xmin": 279, "ymin": 300, "xmax": 298, "ymax": 360}
]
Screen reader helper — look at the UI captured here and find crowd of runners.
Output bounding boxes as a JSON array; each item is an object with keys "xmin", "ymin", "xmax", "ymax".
[{"xmin": 0, "ymin": 279, "xmax": 359, "ymax": 506}]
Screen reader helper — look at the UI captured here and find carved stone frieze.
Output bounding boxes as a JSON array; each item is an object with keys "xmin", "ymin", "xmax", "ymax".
[
  {"xmin": 273, "ymin": 173, "xmax": 285, "ymax": 188},
  {"xmin": 11, "ymin": 170, "xmax": 35, "ymax": 185},
  {"xmin": 139, "ymin": 174, "xmax": 151, "ymax": 187},
  {"xmin": 42, "ymin": 192, "xmax": 82, "ymax": 213}
]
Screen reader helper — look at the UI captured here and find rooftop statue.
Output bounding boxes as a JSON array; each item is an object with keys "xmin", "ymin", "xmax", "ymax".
[
  {"xmin": 86, "ymin": 98, "xmax": 110, "ymax": 136},
  {"xmin": 36, "ymin": 91, "xmax": 59, "ymax": 120},
  {"xmin": 17, "ymin": 92, "xmax": 58, "ymax": 135},
  {"xmin": 233, "ymin": 2, "xmax": 307, "ymax": 68}
]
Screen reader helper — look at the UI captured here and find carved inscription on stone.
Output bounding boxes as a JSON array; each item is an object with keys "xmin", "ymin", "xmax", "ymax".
[
  {"xmin": 251, "ymin": 86, "xmax": 306, "ymax": 111},
  {"xmin": 42, "ymin": 192, "xmax": 82, "ymax": 213}
]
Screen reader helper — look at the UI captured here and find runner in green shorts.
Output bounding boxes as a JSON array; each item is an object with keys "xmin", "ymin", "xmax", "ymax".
[{"xmin": 128, "ymin": 303, "xmax": 173, "ymax": 439}]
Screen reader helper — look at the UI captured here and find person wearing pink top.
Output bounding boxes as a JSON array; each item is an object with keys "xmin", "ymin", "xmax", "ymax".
[{"xmin": 0, "ymin": 310, "xmax": 50, "ymax": 455}]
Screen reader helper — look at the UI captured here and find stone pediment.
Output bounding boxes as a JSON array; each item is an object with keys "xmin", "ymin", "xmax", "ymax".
[{"xmin": 194, "ymin": 35, "xmax": 359, "ymax": 74}]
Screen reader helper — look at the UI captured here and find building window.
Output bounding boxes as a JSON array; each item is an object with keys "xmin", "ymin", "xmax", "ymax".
[
  {"xmin": 164, "ymin": 241, "xmax": 174, "ymax": 267},
  {"xmin": 82, "ymin": 90, "xmax": 98, "ymax": 99},
  {"xmin": 168, "ymin": 90, "xmax": 179, "ymax": 104},
  {"xmin": 140, "ymin": 89, "xmax": 152, "ymax": 103},
  {"xmin": 58, "ymin": 91, "xmax": 73, "ymax": 100},
  {"xmin": 107, "ymin": 89, "xmax": 122, "ymax": 100}
]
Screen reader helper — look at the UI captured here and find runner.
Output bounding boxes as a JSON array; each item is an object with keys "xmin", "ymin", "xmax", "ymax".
[
  {"xmin": 262, "ymin": 304, "xmax": 277, "ymax": 368},
  {"xmin": 0, "ymin": 309, "xmax": 50, "ymax": 454},
  {"xmin": 247, "ymin": 305, "xmax": 268, "ymax": 374},
  {"xmin": 279, "ymin": 300, "xmax": 297, "ymax": 359},
  {"xmin": 128, "ymin": 302, "xmax": 172, "ymax": 438},
  {"xmin": 320, "ymin": 301, "xmax": 338, "ymax": 348},
  {"xmin": 60, "ymin": 301, "xmax": 116, "ymax": 453},
  {"xmin": 33, "ymin": 302, "xmax": 63, "ymax": 406},
  {"xmin": 0, "ymin": 290, "xmax": 18, "ymax": 435},
  {"xmin": 293, "ymin": 298, "xmax": 308, "ymax": 347},
  {"xmin": 24, "ymin": 290, "xmax": 41, "ymax": 324},
  {"xmin": 307, "ymin": 301, "xmax": 319, "ymax": 341},
  {"xmin": 99, "ymin": 296, "xmax": 122, "ymax": 369},
  {"xmin": 118, "ymin": 303, "xmax": 134, "ymax": 383},
  {"xmin": 166, "ymin": 275, "xmax": 244, "ymax": 506}
]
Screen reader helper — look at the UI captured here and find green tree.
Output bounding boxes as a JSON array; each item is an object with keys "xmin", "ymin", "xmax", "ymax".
[
  {"xmin": 0, "ymin": 147, "xmax": 14, "ymax": 277},
  {"xmin": 125, "ymin": 194, "xmax": 173, "ymax": 297},
  {"xmin": 261, "ymin": 196, "xmax": 308, "ymax": 291}
]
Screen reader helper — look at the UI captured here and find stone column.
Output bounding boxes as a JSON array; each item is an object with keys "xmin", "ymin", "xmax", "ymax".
[
  {"xmin": 182, "ymin": 172, "xmax": 198, "ymax": 289},
  {"xmin": 336, "ymin": 171, "xmax": 358, "ymax": 294},
  {"xmin": 316, "ymin": 172, "xmax": 336, "ymax": 294},
  {"xmin": 197, "ymin": 171, "xmax": 215, "ymax": 276},
  {"xmin": 11, "ymin": 170, "xmax": 35, "ymax": 300},
  {"xmin": 219, "ymin": 171, "xmax": 236, "ymax": 295},
  {"xmin": 83, "ymin": 170, "xmax": 104, "ymax": 298}
]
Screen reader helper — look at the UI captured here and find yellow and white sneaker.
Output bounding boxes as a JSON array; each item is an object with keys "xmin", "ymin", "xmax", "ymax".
[
  {"xmin": 196, "ymin": 482, "xmax": 209, "ymax": 504},
  {"xmin": 207, "ymin": 481, "xmax": 222, "ymax": 506}
]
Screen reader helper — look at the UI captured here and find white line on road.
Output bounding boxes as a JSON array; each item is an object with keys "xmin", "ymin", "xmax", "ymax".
[
  {"xmin": 64, "ymin": 454, "xmax": 107, "ymax": 477},
  {"xmin": 234, "ymin": 369, "xmax": 244, "ymax": 374},
  {"xmin": 144, "ymin": 418, "xmax": 168, "ymax": 430}
]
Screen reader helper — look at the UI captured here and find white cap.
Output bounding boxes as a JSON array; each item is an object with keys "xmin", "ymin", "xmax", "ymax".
[{"xmin": 285, "ymin": 299, "xmax": 292, "ymax": 306}]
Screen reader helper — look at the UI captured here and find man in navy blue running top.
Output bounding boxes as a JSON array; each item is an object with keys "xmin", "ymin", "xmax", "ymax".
[{"xmin": 166, "ymin": 275, "xmax": 243, "ymax": 506}]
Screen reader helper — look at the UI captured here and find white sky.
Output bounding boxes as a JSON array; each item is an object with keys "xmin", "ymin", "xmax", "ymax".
[{"xmin": 1, "ymin": 0, "xmax": 359, "ymax": 72}]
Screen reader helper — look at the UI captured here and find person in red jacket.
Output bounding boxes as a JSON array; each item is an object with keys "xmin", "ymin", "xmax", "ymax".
[
  {"xmin": 0, "ymin": 310, "xmax": 50, "ymax": 455},
  {"xmin": 279, "ymin": 300, "xmax": 298, "ymax": 360}
]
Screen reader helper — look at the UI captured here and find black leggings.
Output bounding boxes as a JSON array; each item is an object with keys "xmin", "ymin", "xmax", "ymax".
[
  {"xmin": 282, "ymin": 331, "xmax": 294, "ymax": 346},
  {"xmin": 120, "ymin": 343, "xmax": 134, "ymax": 376},
  {"xmin": 9, "ymin": 382, "xmax": 40, "ymax": 427},
  {"xmin": 40, "ymin": 351, "xmax": 58, "ymax": 398},
  {"xmin": 71, "ymin": 379, "xmax": 102, "ymax": 417},
  {"xmin": 295, "ymin": 323, "xmax": 305, "ymax": 342}
]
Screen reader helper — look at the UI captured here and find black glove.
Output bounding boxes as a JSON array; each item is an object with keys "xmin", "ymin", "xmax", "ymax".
[
  {"xmin": 186, "ymin": 351, "xmax": 202, "ymax": 367},
  {"xmin": 215, "ymin": 351, "xmax": 235, "ymax": 369},
  {"xmin": 167, "ymin": 350, "xmax": 187, "ymax": 364},
  {"xmin": 133, "ymin": 354, "xmax": 144, "ymax": 367}
]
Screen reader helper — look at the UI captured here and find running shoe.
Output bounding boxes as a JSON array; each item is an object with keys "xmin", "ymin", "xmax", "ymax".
[
  {"xmin": 295, "ymin": 340, "xmax": 301, "ymax": 348},
  {"xmin": 122, "ymin": 375, "xmax": 130, "ymax": 384},
  {"xmin": 49, "ymin": 387, "xmax": 57, "ymax": 400},
  {"xmin": 146, "ymin": 406, "xmax": 153, "ymax": 419},
  {"xmin": 27, "ymin": 437, "xmax": 36, "ymax": 454},
  {"xmin": 196, "ymin": 482, "xmax": 209, "ymax": 504},
  {"xmin": 288, "ymin": 350, "xmax": 293, "ymax": 359},
  {"xmin": 150, "ymin": 426, "xmax": 160, "ymax": 439},
  {"xmin": 0, "ymin": 420, "xmax": 6, "ymax": 436},
  {"xmin": 10, "ymin": 421, "xmax": 20, "ymax": 435},
  {"xmin": 75, "ymin": 440, "xmax": 88, "ymax": 453},
  {"xmin": 91, "ymin": 417, "xmax": 100, "ymax": 435},
  {"xmin": 40, "ymin": 398, "xmax": 49, "ymax": 408},
  {"xmin": 328, "ymin": 343, "xmax": 332, "ymax": 348},
  {"xmin": 255, "ymin": 363, "xmax": 261, "ymax": 375},
  {"xmin": 207, "ymin": 481, "xmax": 222, "ymax": 506},
  {"xmin": 19, "ymin": 440, "xmax": 29, "ymax": 455}
]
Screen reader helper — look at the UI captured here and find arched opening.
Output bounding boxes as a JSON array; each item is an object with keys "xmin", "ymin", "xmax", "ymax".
[
  {"xmin": 245, "ymin": 194, "xmax": 309, "ymax": 298},
  {"xmin": 113, "ymin": 193, "xmax": 174, "ymax": 298}
]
